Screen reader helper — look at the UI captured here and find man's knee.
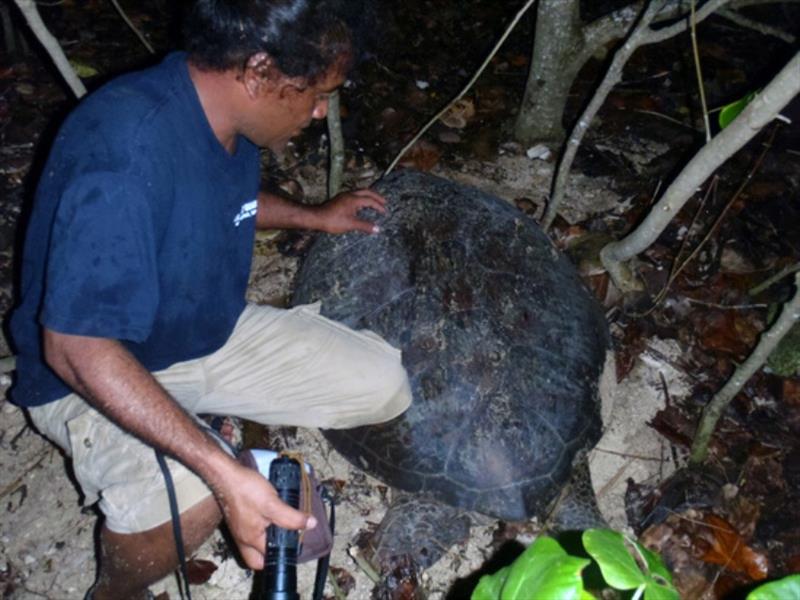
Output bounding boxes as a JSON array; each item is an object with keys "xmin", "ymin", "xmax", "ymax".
[
  {"xmin": 367, "ymin": 365, "xmax": 412, "ymax": 423},
  {"xmin": 328, "ymin": 356, "xmax": 412, "ymax": 429}
]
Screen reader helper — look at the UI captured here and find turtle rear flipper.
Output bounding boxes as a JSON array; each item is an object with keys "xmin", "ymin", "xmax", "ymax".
[
  {"xmin": 364, "ymin": 493, "xmax": 471, "ymax": 599},
  {"xmin": 544, "ymin": 451, "xmax": 607, "ymax": 531},
  {"xmin": 369, "ymin": 492, "xmax": 472, "ymax": 570}
]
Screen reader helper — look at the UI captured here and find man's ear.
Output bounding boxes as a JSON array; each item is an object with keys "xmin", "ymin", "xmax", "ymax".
[{"xmin": 242, "ymin": 52, "xmax": 278, "ymax": 99}]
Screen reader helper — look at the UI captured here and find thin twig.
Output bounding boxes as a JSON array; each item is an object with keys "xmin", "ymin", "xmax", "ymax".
[
  {"xmin": 0, "ymin": 448, "xmax": 53, "ymax": 500},
  {"xmin": 749, "ymin": 261, "xmax": 800, "ymax": 296},
  {"xmin": 633, "ymin": 178, "xmax": 717, "ymax": 317},
  {"xmin": 690, "ymin": 0, "xmax": 712, "ymax": 142},
  {"xmin": 593, "ymin": 447, "xmax": 668, "ymax": 462},
  {"xmin": 109, "ymin": 0, "xmax": 154, "ymax": 54},
  {"xmin": 632, "ymin": 108, "xmax": 699, "ymax": 130},
  {"xmin": 717, "ymin": 8, "xmax": 796, "ymax": 43},
  {"xmin": 384, "ymin": 0, "xmax": 537, "ymax": 174},
  {"xmin": 638, "ymin": 125, "xmax": 777, "ymax": 316},
  {"xmin": 659, "ymin": 371, "xmax": 681, "ymax": 472},
  {"xmin": 684, "ymin": 298, "xmax": 768, "ymax": 310}
]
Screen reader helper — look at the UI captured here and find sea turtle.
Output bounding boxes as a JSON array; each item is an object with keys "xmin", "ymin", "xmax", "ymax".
[{"xmin": 292, "ymin": 170, "xmax": 609, "ymax": 576}]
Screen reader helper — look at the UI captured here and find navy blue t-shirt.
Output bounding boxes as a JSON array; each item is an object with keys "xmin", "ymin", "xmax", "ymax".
[{"xmin": 9, "ymin": 52, "xmax": 261, "ymax": 406}]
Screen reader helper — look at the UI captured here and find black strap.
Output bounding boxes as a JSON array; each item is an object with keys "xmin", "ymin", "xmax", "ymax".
[
  {"xmin": 155, "ymin": 450, "xmax": 193, "ymax": 600},
  {"xmin": 312, "ymin": 487, "xmax": 336, "ymax": 600}
]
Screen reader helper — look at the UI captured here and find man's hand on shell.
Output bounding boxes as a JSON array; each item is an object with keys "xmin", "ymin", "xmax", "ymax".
[{"xmin": 317, "ymin": 188, "xmax": 387, "ymax": 235}]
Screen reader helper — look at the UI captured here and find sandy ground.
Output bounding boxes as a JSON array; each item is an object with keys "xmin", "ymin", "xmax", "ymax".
[{"xmin": 0, "ymin": 155, "xmax": 686, "ymax": 599}]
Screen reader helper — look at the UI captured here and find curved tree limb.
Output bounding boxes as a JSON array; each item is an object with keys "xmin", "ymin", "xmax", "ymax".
[
  {"xmin": 543, "ymin": 1, "xmax": 667, "ymax": 230},
  {"xmin": 600, "ymin": 51, "xmax": 800, "ymax": 293},
  {"xmin": 690, "ymin": 273, "xmax": 800, "ymax": 464},
  {"xmin": 543, "ymin": 0, "xmax": 737, "ymax": 230},
  {"xmin": 584, "ymin": 0, "xmax": 797, "ymax": 51},
  {"xmin": 12, "ymin": 0, "xmax": 86, "ymax": 98}
]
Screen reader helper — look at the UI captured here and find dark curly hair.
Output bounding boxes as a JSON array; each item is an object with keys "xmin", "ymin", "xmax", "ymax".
[{"xmin": 183, "ymin": 0, "xmax": 352, "ymax": 82}]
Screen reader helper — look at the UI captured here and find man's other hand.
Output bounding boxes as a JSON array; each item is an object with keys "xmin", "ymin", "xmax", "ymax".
[
  {"xmin": 316, "ymin": 189, "xmax": 387, "ymax": 234},
  {"xmin": 217, "ymin": 462, "xmax": 317, "ymax": 570}
]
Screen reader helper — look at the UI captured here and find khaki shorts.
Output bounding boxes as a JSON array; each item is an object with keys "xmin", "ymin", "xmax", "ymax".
[{"xmin": 28, "ymin": 303, "xmax": 411, "ymax": 534}]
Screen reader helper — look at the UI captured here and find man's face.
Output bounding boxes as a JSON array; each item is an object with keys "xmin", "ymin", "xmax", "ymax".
[{"xmin": 243, "ymin": 60, "xmax": 347, "ymax": 153}]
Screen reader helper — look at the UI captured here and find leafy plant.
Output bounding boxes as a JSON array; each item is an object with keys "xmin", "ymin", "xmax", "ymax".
[
  {"xmin": 747, "ymin": 574, "xmax": 800, "ymax": 600},
  {"xmin": 718, "ymin": 91, "xmax": 758, "ymax": 129},
  {"xmin": 471, "ymin": 529, "xmax": 679, "ymax": 600}
]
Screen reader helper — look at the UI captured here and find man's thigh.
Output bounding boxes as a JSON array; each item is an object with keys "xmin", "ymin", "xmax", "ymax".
[
  {"xmin": 190, "ymin": 303, "xmax": 411, "ymax": 429},
  {"xmin": 28, "ymin": 395, "xmax": 215, "ymax": 534},
  {"xmin": 25, "ymin": 303, "xmax": 411, "ymax": 532}
]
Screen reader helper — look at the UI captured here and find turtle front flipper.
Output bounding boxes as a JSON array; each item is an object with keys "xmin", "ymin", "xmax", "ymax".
[
  {"xmin": 365, "ymin": 492, "xmax": 471, "ymax": 598},
  {"xmin": 544, "ymin": 451, "xmax": 607, "ymax": 531}
]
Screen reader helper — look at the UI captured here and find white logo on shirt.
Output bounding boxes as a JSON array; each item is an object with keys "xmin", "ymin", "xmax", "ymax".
[{"xmin": 233, "ymin": 200, "xmax": 258, "ymax": 227}]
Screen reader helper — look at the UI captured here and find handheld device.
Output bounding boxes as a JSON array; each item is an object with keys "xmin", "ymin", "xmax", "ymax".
[{"xmin": 262, "ymin": 455, "xmax": 302, "ymax": 600}]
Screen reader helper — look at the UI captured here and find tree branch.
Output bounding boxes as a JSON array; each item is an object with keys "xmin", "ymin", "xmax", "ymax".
[
  {"xmin": 12, "ymin": 0, "xmax": 86, "ymax": 98},
  {"xmin": 545, "ymin": 0, "xmax": 741, "ymax": 229},
  {"xmin": 601, "ymin": 51, "xmax": 800, "ymax": 293},
  {"xmin": 717, "ymin": 7, "xmax": 796, "ymax": 43},
  {"xmin": 644, "ymin": 0, "xmax": 732, "ymax": 44},
  {"xmin": 544, "ymin": 0, "xmax": 668, "ymax": 230},
  {"xmin": 690, "ymin": 272, "xmax": 800, "ymax": 463}
]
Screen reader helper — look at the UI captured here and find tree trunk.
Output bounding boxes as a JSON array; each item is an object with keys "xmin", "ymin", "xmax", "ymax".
[{"xmin": 514, "ymin": 0, "xmax": 586, "ymax": 146}]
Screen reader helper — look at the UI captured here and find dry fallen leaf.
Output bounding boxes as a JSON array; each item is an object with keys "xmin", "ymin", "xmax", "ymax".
[
  {"xmin": 398, "ymin": 140, "xmax": 441, "ymax": 171},
  {"xmin": 185, "ymin": 558, "xmax": 218, "ymax": 584},
  {"xmin": 694, "ymin": 310, "xmax": 761, "ymax": 358},
  {"xmin": 697, "ymin": 514, "xmax": 769, "ymax": 581},
  {"xmin": 441, "ymin": 98, "xmax": 475, "ymax": 129}
]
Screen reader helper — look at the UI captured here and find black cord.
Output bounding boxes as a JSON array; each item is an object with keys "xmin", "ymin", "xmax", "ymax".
[
  {"xmin": 155, "ymin": 450, "xmax": 193, "ymax": 600},
  {"xmin": 311, "ymin": 487, "xmax": 336, "ymax": 600}
]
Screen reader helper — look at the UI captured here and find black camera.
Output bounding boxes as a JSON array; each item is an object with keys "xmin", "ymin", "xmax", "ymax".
[{"xmin": 262, "ymin": 455, "xmax": 302, "ymax": 600}]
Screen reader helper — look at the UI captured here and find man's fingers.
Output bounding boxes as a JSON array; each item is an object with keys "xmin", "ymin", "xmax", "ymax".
[
  {"xmin": 351, "ymin": 188, "xmax": 387, "ymax": 206},
  {"xmin": 267, "ymin": 495, "xmax": 318, "ymax": 531},
  {"xmin": 336, "ymin": 189, "xmax": 387, "ymax": 213},
  {"xmin": 240, "ymin": 544, "xmax": 265, "ymax": 571},
  {"xmin": 355, "ymin": 195, "xmax": 387, "ymax": 214}
]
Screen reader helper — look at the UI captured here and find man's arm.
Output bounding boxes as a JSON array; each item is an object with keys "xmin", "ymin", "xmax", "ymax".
[
  {"xmin": 256, "ymin": 188, "xmax": 387, "ymax": 234},
  {"xmin": 42, "ymin": 329, "xmax": 314, "ymax": 569}
]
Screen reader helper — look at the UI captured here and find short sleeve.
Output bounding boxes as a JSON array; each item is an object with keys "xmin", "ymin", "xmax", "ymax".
[{"xmin": 40, "ymin": 172, "xmax": 159, "ymax": 342}]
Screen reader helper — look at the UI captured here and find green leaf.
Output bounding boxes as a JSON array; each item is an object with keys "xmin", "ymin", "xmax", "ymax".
[
  {"xmin": 583, "ymin": 529, "xmax": 645, "ymax": 589},
  {"xmin": 472, "ymin": 566, "xmax": 511, "ymax": 600},
  {"xmin": 69, "ymin": 60, "xmax": 99, "ymax": 78},
  {"xmin": 747, "ymin": 574, "xmax": 800, "ymax": 600},
  {"xmin": 583, "ymin": 529, "xmax": 679, "ymax": 600},
  {"xmin": 500, "ymin": 536, "xmax": 590, "ymax": 600},
  {"xmin": 638, "ymin": 543, "xmax": 674, "ymax": 585},
  {"xmin": 718, "ymin": 91, "xmax": 757, "ymax": 129}
]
